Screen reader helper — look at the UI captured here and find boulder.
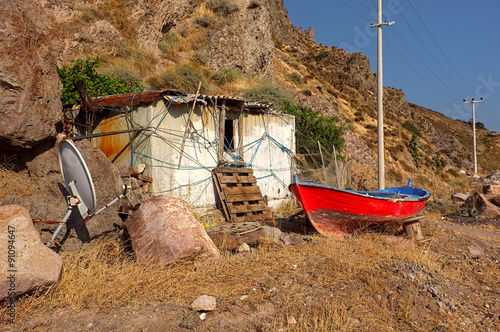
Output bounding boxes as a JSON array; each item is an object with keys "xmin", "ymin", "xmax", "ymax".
[
  {"xmin": 472, "ymin": 192, "xmax": 500, "ymax": 218},
  {"xmin": 124, "ymin": 195, "xmax": 220, "ymax": 264},
  {"xmin": 0, "ymin": 1, "xmax": 62, "ymax": 150},
  {"xmin": 483, "ymin": 184, "xmax": 500, "ymax": 195},
  {"xmin": 0, "ymin": 205, "xmax": 63, "ymax": 301}
]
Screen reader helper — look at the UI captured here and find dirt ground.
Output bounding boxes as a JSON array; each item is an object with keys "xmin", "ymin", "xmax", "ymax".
[{"xmin": 2, "ymin": 215, "xmax": 500, "ymax": 332}]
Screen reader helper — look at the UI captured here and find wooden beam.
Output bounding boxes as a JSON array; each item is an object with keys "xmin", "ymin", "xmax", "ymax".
[
  {"xmin": 218, "ymin": 100, "xmax": 226, "ymax": 165},
  {"xmin": 238, "ymin": 104, "xmax": 244, "ymax": 162}
]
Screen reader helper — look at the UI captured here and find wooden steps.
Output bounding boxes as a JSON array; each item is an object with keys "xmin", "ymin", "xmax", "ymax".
[{"xmin": 212, "ymin": 167, "xmax": 272, "ymax": 222}]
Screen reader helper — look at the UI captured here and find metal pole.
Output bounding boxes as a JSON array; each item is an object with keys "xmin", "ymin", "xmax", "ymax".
[
  {"xmin": 463, "ymin": 97, "xmax": 483, "ymax": 174},
  {"xmin": 371, "ymin": 1, "xmax": 394, "ymax": 190}
]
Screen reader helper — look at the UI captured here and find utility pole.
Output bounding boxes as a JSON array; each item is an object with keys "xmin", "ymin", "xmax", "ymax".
[
  {"xmin": 371, "ymin": 0, "xmax": 394, "ymax": 190},
  {"xmin": 463, "ymin": 97, "xmax": 483, "ymax": 174}
]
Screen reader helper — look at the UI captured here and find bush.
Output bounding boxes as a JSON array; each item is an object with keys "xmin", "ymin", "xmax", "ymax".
[
  {"xmin": 207, "ymin": 0, "xmax": 239, "ymax": 15},
  {"xmin": 163, "ymin": 66, "xmax": 205, "ymax": 93},
  {"xmin": 285, "ymin": 71, "xmax": 304, "ymax": 85},
  {"xmin": 282, "ymin": 101, "xmax": 347, "ymax": 158},
  {"xmin": 211, "ymin": 67, "xmax": 241, "ymax": 84},
  {"xmin": 242, "ymin": 83, "xmax": 292, "ymax": 110},
  {"xmin": 102, "ymin": 65, "xmax": 144, "ymax": 92},
  {"xmin": 191, "ymin": 50, "xmax": 209, "ymax": 65},
  {"xmin": 159, "ymin": 31, "xmax": 178, "ymax": 53},
  {"xmin": 195, "ymin": 15, "xmax": 215, "ymax": 28},
  {"xmin": 57, "ymin": 57, "xmax": 142, "ymax": 107},
  {"xmin": 402, "ymin": 121, "xmax": 422, "ymax": 137},
  {"xmin": 408, "ymin": 133, "xmax": 423, "ymax": 168}
]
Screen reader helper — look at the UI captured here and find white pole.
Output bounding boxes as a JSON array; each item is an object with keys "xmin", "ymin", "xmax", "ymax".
[
  {"xmin": 463, "ymin": 97, "xmax": 483, "ymax": 174},
  {"xmin": 371, "ymin": 1, "xmax": 394, "ymax": 190},
  {"xmin": 376, "ymin": 0, "xmax": 384, "ymax": 190}
]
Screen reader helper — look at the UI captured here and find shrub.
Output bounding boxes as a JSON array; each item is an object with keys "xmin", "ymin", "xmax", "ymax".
[
  {"xmin": 402, "ymin": 121, "xmax": 421, "ymax": 137},
  {"xmin": 57, "ymin": 57, "xmax": 141, "ymax": 107},
  {"xmin": 163, "ymin": 66, "xmax": 205, "ymax": 93},
  {"xmin": 211, "ymin": 67, "xmax": 241, "ymax": 84},
  {"xmin": 194, "ymin": 15, "xmax": 215, "ymax": 28},
  {"xmin": 191, "ymin": 50, "xmax": 209, "ymax": 65},
  {"xmin": 282, "ymin": 101, "xmax": 347, "ymax": 158},
  {"xmin": 102, "ymin": 65, "xmax": 144, "ymax": 92},
  {"xmin": 285, "ymin": 71, "xmax": 304, "ymax": 85},
  {"xmin": 408, "ymin": 133, "xmax": 423, "ymax": 168},
  {"xmin": 242, "ymin": 83, "xmax": 292, "ymax": 110},
  {"xmin": 207, "ymin": 0, "xmax": 239, "ymax": 15},
  {"xmin": 159, "ymin": 31, "xmax": 178, "ymax": 53}
]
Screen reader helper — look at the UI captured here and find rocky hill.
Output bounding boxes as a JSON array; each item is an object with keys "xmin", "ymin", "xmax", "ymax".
[{"xmin": 1, "ymin": 0, "xmax": 500, "ymax": 198}]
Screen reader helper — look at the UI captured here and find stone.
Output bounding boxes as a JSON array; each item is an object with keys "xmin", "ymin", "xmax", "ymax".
[
  {"xmin": 0, "ymin": 1, "xmax": 62, "ymax": 150},
  {"xmin": 124, "ymin": 195, "xmax": 220, "ymax": 264},
  {"xmin": 280, "ymin": 234, "xmax": 304, "ymax": 245},
  {"xmin": 451, "ymin": 192, "xmax": 470, "ymax": 204},
  {"xmin": 467, "ymin": 245, "xmax": 484, "ymax": 257},
  {"xmin": 208, "ymin": 231, "xmax": 239, "ymax": 251},
  {"xmin": 237, "ymin": 243, "xmax": 250, "ymax": 252},
  {"xmin": 190, "ymin": 295, "xmax": 217, "ymax": 311},
  {"xmin": 472, "ymin": 192, "xmax": 500, "ymax": 218},
  {"xmin": 0, "ymin": 205, "xmax": 63, "ymax": 301},
  {"xmin": 179, "ymin": 310, "xmax": 201, "ymax": 330}
]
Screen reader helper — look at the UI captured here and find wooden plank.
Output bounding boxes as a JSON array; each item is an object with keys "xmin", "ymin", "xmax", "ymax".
[
  {"xmin": 218, "ymin": 100, "xmax": 226, "ymax": 163},
  {"xmin": 217, "ymin": 176, "xmax": 257, "ymax": 184},
  {"xmin": 213, "ymin": 167, "xmax": 250, "ymax": 174},
  {"xmin": 223, "ymin": 186, "xmax": 261, "ymax": 195},
  {"xmin": 211, "ymin": 169, "xmax": 230, "ymax": 221},
  {"xmin": 228, "ymin": 204, "xmax": 269, "ymax": 214},
  {"xmin": 225, "ymin": 193, "xmax": 266, "ymax": 203}
]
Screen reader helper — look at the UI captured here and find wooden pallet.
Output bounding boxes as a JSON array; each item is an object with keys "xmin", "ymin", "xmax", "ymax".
[{"xmin": 212, "ymin": 167, "xmax": 272, "ymax": 222}]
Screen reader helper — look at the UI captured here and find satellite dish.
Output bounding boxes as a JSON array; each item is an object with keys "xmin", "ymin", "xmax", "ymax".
[
  {"xmin": 58, "ymin": 139, "xmax": 97, "ymax": 214},
  {"xmin": 44, "ymin": 139, "xmax": 130, "ymax": 247}
]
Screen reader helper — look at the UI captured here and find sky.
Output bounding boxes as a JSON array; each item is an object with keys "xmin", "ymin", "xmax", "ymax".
[{"xmin": 284, "ymin": 0, "xmax": 500, "ymax": 133}]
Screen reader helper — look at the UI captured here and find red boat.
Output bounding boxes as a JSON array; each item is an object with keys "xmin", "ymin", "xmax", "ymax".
[{"xmin": 289, "ymin": 176, "xmax": 430, "ymax": 236}]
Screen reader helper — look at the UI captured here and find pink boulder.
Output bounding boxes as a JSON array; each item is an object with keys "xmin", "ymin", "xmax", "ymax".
[{"xmin": 124, "ymin": 196, "xmax": 220, "ymax": 264}]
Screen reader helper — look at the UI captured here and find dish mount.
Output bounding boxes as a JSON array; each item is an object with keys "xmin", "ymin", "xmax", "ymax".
[{"xmin": 44, "ymin": 139, "xmax": 128, "ymax": 247}]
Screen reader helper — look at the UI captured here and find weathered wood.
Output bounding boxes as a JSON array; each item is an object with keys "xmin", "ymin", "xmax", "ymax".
[
  {"xmin": 217, "ymin": 176, "xmax": 257, "ymax": 184},
  {"xmin": 218, "ymin": 100, "xmax": 226, "ymax": 164},
  {"xmin": 483, "ymin": 184, "xmax": 500, "ymax": 195},
  {"xmin": 490, "ymin": 195, "xmax": 500, "ymax": 208},
  {"xmin": 238, "ymin": 106, "xmax": 244, "ymax": 162},
  {"xmin": 137, "ymin": 174, "xmax": 153, "ymax": 182},
  {"xmin": 403, "ymin": 220, "xmax": 424, "ymax": 241},
  {"xmin": 212, "ymin": 167, "xmax": 271, "ymax": 222},
  {"xmin": 473, "ymin": 192, "xmax": 500, "ymax": 218}
]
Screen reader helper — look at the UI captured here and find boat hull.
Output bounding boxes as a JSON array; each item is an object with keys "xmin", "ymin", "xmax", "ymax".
[{"xmin": 289, "ymin": 179, "xmax": 430, "ymax": 236}]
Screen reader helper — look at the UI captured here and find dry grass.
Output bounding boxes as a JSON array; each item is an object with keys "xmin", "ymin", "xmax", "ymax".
[
  {"xmin": 0, "ymin": 158, "xmax": 41, "ymax": 198},
  {"xmin": 3, "ymin": 230, "xmax": 442, "ymax": 329}
]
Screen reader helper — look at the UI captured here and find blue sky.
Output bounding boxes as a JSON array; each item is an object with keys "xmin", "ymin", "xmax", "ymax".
[{"xmin": 284, "ymin": 0, "xmax": 500, "ymax": 132}]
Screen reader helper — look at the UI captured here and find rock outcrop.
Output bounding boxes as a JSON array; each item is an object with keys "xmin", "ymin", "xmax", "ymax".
[
  {"xmin": 0, "ymin": 205, "xmax": 63, "ymax": 301},
  {"xmin": 124, "ymin": 195, "xmax": 220, "ymax": 264},
  {"xmin": 0, "ymin": 1, "xmax": 63, "ymax": 150}
]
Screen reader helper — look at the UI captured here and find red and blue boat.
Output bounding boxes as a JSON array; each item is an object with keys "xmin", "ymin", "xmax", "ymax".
[{"xmin": 289, "ymin": 176, "xmax": 430, "ymax": 236}]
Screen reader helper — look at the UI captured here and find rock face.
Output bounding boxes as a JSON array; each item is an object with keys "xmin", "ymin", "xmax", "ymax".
[
  {"xmin": 0, "ymin": 205, "xmax": 63, "ymax": 302},
  {"xmin": 206, "ymin": 0, "xmax": 275, "ymax": 77},
  {"xmin": 124, "ymin": 195, "xmax": 220, "ymax": 264},
  {"xmin": 0, "ymin": 1, "xmax": 63, "ymax": 150}
]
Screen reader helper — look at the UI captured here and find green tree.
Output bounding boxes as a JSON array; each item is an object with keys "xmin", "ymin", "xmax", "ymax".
[
  {"xmin": 57, "ymin": 57, "xmax": 144, "ymax": 107},
  {"xmin": 282, "ymin": 101, "xmax": 346, "ymax": 158}
]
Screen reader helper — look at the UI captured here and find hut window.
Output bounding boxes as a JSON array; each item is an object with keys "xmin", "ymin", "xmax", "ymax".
[{"xmin": 224, "ymin": 119, "xmax": 235, "ymax": 151}]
